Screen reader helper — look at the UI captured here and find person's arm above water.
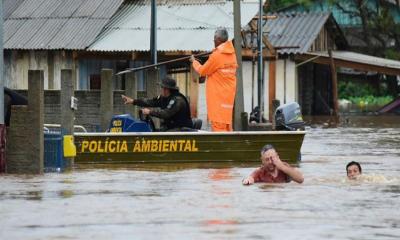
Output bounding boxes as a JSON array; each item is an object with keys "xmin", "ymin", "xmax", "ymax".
[
  {"xmin": 122, "ymin": 94, "xmax": 162, "ymax": 108},
  {"xmin": 272, "ymin": 153, "xmax": 304, "ymax": 184},
  {"xmin": 242, "ymin": 168, "xmax": 260, "ymax": 185}
]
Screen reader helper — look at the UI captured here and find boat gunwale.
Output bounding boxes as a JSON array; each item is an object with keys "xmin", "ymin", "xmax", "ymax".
[{"xmin": 74, "ymin": 131, "xmax": 306, "ymax": 137}]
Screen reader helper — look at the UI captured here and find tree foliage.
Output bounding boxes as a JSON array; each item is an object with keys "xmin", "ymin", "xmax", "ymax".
[
  {"xmin": 269, "ymin": 0, "xmax": 400, "ymax": 58},
  {"xmin": 268, "ymin": 0, "xmax": 309, "ymax": 11}
]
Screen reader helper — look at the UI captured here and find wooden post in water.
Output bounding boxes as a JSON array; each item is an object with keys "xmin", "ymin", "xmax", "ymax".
[
  {"xmin": 61, "ymin": 69, "xmax": 75, "ymax": 167},
  {"xmin": 100, "ymin": 69, "xmax": 114, "ymax": 131},
  {"xmin": 233, "ymin": 0, "xmax": 244, "ymax": 131},
  {"xmin": 328, "ymin": 49, "xmax": 339, "ymax": 117},
  {"xmin": 28, "ymin": 70, "xmax": 44, "ymax": 174},
  {"xmin": 189, "ymin": 67, "xmax": 199, "ymax": 118},
  {"xmin": 268, "ymin": 59, "xmax": 276, "ymax": 121},
  {"xmin": 0, "ymin": 0, "xmax": 5, "ymax": 173},
  {"xmin": 125, "ymin": 72, "xmax": 138, "ymax": 119}
]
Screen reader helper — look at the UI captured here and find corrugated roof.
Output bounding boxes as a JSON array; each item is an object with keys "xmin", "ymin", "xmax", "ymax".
[
  {"xmin": 242, "ymin": 12, "xmax": 346, "ymax": 54},
  {"xmin": 4, "ymin": 0, "xmax": 124, "ymax": 50},
  {"xmin": 311, "ymin": 51, "xmax": 400, "ymax": 70},
  {"xmin": 3, "ymin": 0, "xmax": 26, "ymax": 19},
  {"xmin": 89, "ymin": 0, "xmax": 260, "ymax": 52},
  {"xmin": 265, "ymin": 12, "xmax": 331, "ymax": 54}
]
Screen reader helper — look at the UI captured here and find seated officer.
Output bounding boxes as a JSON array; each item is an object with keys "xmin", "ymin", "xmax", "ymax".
[{"xmin": 121, "ymin": 77, "xmax": 193, "ymax": 131}]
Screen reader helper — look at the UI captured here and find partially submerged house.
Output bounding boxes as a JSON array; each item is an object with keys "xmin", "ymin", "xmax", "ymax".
[
  {"xmin": 242, "ymin": 12, "xmax": 348, "ymax": 117},
  {"xmin": 243, "ymin": 11, "xmax": 400, "ymax": 118}
]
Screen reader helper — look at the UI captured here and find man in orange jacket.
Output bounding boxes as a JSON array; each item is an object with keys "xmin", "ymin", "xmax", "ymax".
[{"xmin": 190, "ymin": 27, "xmax": 238, "ymax": 132}]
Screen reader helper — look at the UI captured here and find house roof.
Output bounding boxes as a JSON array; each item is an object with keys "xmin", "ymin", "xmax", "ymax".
[
  {"xmin": 312, "ymin": 51, "xmax": 400, "ymax": 70},
  {"xmin": 243, "ymin": 12, "xmax": 347, "ymax": 55},
  {"xmin": 267, "ymin": 12, "xmax": 331, "ymax": 54},
  {"xmin": 3, "ymin": 0, "xmax": 124, "ymax": 50},
  {"xmin": 298, "ymin": 50, "xmax": 400, "ymax": 76},
  {"xmin": 89, "ymin": 0, "xmax": 260, "ymax": 52}
]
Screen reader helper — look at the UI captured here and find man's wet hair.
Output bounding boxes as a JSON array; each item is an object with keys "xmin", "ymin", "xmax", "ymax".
[
  {"xmin": 346, "ymin": 161, "xmax": 362, "ymax": 173},
  {"xmin": 260, "ymin": 144, "xmax": 275, "ymax": 155},
  {"xmin": 215, "ymin": 27, "xmax": 228, "ymax": 42}
]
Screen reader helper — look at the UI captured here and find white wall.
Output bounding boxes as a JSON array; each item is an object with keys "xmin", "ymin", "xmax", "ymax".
[
  {"xmin": 276, "ymin": 59, "xmax": 297, "ymax": 105},
  {"xmin": 242, "ymin": 58, "xmax": 298, "ymax": 121},
  {"xmin": 197, "ymin": 83, "xmax": 209, "ymax": 129},
  {"xmin": 242, "ymin": 60, "xmax": 269, "ymax": 119}
]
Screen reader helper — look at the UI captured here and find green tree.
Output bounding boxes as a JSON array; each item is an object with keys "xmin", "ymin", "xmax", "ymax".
[{"xmin": 269, "ymin": 0, "xmax": 310, "ymax": 11}]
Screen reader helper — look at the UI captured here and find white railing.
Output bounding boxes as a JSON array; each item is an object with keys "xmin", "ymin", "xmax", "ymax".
[{"xmin": 43, "ymin": 124, "xmax": 87, "ymax": 133}]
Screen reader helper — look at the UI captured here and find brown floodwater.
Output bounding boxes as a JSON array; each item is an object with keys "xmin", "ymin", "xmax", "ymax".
[{"xmin": 1, "ymin": 116, "xmax": 400, "ymax": 240}]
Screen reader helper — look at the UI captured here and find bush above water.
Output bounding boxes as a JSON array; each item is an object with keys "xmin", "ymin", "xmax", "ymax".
[
  {"xmin": 347, "ymin": 95, "xmax": 393, "ymax": 106},
  {"xmin": 339, "ymin": 81, "xmax": 394, "ymax": 106}
]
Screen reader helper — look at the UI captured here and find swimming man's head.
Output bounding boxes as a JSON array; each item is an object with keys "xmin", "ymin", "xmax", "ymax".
[{"xmin": 346, "ymin": 161, "xmax": 362, "ymax": 180}]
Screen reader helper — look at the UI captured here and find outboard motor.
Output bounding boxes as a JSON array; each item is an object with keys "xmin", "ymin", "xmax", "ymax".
[
  {"xmin": 192, "ymin": 118, "xmax": 203, "ymax": 130},
  {"xmin": 274, "ymin": 102, "xmax": 305, "ymax": 131},
  {"xmin": 108, "ymin": 114, "xmax": 152, "ymax": 132}
]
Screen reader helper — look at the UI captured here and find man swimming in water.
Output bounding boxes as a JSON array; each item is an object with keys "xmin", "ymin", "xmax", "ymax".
[
  {"xmin": 346, "ymin": 161, "xmax": 362, "ymax": 180},
  {"xmin": 242, "ymin": 144, "xmax": 304, "ymax": 185}
]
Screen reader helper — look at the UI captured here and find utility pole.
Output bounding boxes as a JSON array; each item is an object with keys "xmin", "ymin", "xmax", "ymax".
[
  {"xmin": 257, "ymin": 0, "xmax": 264, "ymax": 123},
  {"xmin": 150, "ymin": 0, "xmax": 157, "ymax": 64},
  {"xmin": 233, "ymin": 0, "xmax": 245, "ymax": 131},
  {"xmin": 0, "ymin": 0, "xmax": 5, "ymax": 173},
  {"xmin": 148, "ymin": 0, "xmax": 160, "ymax": 128}
]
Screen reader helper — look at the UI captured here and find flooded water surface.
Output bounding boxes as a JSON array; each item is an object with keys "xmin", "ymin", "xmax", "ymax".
[{"xmin": 1, "ymin": 120, "xmax": 400, "ymax": 239}]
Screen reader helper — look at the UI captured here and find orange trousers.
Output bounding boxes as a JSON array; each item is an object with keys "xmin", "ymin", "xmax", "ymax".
[{"xmin": 211, "ymin": 121, "xmax": 232, "ymax": 132}]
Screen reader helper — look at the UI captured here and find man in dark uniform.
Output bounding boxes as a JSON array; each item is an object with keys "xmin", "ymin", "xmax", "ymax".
[{"xmin": 121, "ymin": 77, "xmax": 193, "ymax": 131}]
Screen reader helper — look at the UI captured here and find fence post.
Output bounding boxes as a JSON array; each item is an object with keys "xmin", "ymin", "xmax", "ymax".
[
  {"xmin": 28, "ymin": 70, "xmax": 44, "ymax": 174},
  {"xmin": 100, "ymin": 69, "xmax": 113, "ymax": 131},
  {"xmin": 61, "ymin": 69, "xmax": 75, "ymax": 168},
  {"xmin": 125, "ymin": 72, "xmax": 138, "ymax": 119}
]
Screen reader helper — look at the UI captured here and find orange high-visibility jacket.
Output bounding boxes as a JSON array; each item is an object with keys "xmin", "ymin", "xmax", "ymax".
[{"xmin": 192, "ymin": 41, "xmax": 238, "ymax": 124}]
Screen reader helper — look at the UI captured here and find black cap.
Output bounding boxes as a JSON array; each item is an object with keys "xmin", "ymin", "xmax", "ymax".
[{"xmin": 159, "ymin": 77, "xmax": 179, "ymax": 90}]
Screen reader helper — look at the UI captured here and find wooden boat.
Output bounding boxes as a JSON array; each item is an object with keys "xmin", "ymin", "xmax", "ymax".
[{"xmin": 74, "ymin": 130, "xmax": 305, "ymax": 165}]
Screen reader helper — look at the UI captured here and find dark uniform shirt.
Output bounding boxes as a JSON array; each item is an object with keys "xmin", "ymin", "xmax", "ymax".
[{"xmin": 133, "ymin": 92, "xmax": 193, "ymax": 131}]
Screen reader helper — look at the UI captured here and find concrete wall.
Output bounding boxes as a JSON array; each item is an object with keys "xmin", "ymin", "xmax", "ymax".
[
  {"xmin": 6, "ymin": 106, "xmax": 43, "ymax": 174},
  {"xmin": 16, "ymin": 90, "xmax": 145, "ymax": 132},
  {"xmin": 7, "ymin": 70, "xmax": 45, "ymax": 174}
]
